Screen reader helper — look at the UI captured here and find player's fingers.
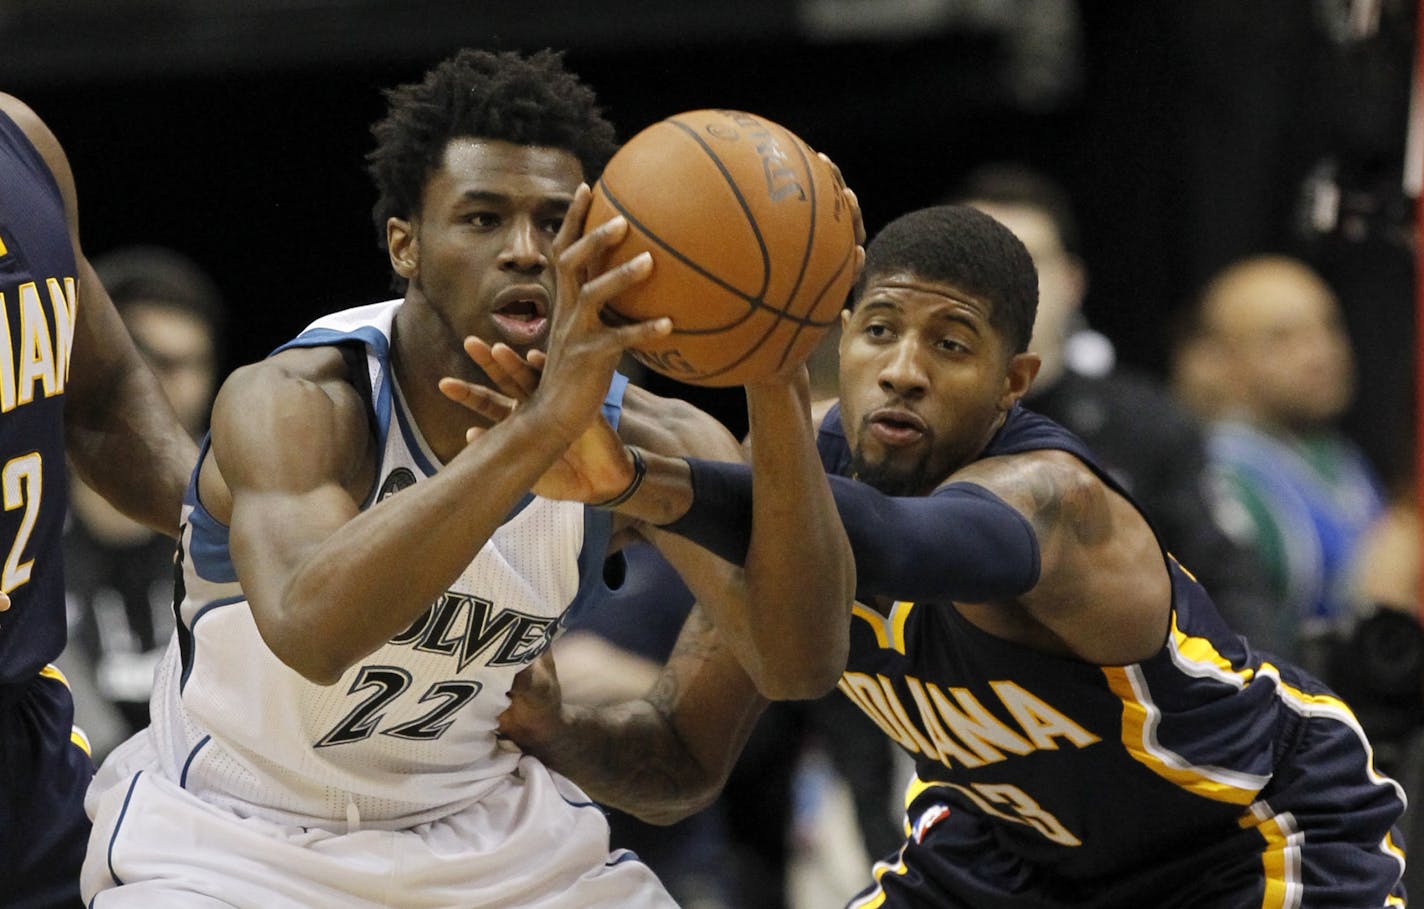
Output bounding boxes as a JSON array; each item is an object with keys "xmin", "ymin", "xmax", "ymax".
[
  {"xmin": 0, "ymin": 591, "xmax": 9, "ymax": 612},
  {"xmin": 463, "ymin": 337, "xmax": 538, "ymax": 401},
  {"xmin": 526, "ymin": 350, "xmax": 548, "ymax": 370},
  {"xmin": 846, "ymin": 187, "xmax": 866, "ymax": 245},
  {"xmin": 438, "ymin": 377, "xmax": 517, "ymax": 420},
  {"xmin": 579, "ymin": 250, "xmax": 651, "ymax": 317},
  {"xmin": 560, "ymin": 211, "xmax": 626, "ymax": 274},
  {"xmin": 487, "ymin": 343, "xmax": 542, "ymax": 398},
  {"xmin": 609, "ymin": 315, "xmax": 673, "ymax": 351},
  {"xmin": 552, "ymin": 183, "xmax": 593, "ymax": 258}
]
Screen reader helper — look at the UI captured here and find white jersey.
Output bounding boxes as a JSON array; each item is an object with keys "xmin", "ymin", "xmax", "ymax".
[{"xmin": 149, "ymin": 299, "xmax": 623, "ymax": 829}]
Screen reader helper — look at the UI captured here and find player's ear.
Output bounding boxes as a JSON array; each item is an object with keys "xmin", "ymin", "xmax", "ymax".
[
  {"xmin": 999, "ymin": 351, "xmax": 1040, "ymax": 411},
  {"xmin": 387, "ymin": 217, "xmax": 418, "ymax": 280}
]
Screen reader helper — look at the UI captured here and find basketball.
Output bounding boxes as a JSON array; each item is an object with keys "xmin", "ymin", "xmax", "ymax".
[{"xmin": 585, "ymin": 109, "xmax": 858, "ymax": 387}]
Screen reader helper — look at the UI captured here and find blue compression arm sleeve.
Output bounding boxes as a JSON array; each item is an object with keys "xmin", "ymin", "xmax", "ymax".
[{"xmin": 662, "ymin": 458, "xmax": 1041, "ymax": 603}]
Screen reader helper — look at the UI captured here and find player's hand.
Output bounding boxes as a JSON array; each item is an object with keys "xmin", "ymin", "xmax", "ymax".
[
  {"xmin": 818, "ymin": 151, "xmax": 866, "ymax": 268},
  {"xmin": 439, "ymin": 337, "xmax": 641, "ymax": 505},
  {"xmin": 497, "ymin": 649, "xmax": 565, "ymax": 753},
  {"xmin": 525, "ymin": 182, "xmax": 669, "ymax": 445},
  {"xmin": 0, "ymin": 591, "xmax": 9, "ymax": 612}
]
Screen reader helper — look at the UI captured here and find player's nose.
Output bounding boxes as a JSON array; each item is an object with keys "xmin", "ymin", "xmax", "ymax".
[
  {"xmin": 877, "ymin": 342, "xmax": 929, "ymax": 398},
  {"xmin": 498, "ymin": 218, "xmax": 547, "ymax": 273}
]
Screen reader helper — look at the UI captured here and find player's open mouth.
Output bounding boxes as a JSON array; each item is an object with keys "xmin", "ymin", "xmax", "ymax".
[
  {"xmin": 868, "ymin": 409, "xmax": 926, "ymax": 446},
  {"xmin": 491, "ymin": 287, "xmax": 550, "ymax": 345}
]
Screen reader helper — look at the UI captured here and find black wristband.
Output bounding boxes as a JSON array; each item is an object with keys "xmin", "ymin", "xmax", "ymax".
[{"xmin": 590, "ymin": 446, "xmax": 646, "ymax": 509}]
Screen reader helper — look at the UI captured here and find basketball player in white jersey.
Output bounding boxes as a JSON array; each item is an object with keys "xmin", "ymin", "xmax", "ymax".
[{"xmin": 81, "ymin": 48, "xmax": 856, "ymax": 908}]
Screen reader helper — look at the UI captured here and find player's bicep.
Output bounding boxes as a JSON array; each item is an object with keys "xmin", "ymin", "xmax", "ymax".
[{"xmin": 208, "ymin": 360, "xmax": 369, "ymax": 630}]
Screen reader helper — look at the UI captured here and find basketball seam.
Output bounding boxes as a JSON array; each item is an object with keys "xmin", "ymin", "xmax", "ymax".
[{"xmin": 595, "ymin": 177, "xmax": 841, "ymax": 335}]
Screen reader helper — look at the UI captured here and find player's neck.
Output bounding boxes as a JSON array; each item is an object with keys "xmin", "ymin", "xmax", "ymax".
[{"xmin": 390, "ymin": 305, "xmax": 484, "ymax": 465}]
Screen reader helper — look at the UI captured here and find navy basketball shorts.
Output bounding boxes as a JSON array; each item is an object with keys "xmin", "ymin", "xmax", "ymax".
[{"xmin": 1, "ymin": 665, "xmax": 95, "ymax": 909}]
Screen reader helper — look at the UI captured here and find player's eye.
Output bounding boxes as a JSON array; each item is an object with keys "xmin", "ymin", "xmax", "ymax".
[
  {"xmin": 938, "ymin": 337, "xmax": 969, "ymax": 354},
  {"xmin": 540, "ymin": 216, "xmax": 565, "ymax": 234},
  {"xmin": 468, "ymin": 212, "xmax": 500, "ymax": 228},
  {"xmin": 864, "ymin": 322, "xmax": 894, "ymax": 340}
]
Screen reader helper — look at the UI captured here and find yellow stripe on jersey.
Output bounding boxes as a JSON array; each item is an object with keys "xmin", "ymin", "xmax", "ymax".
[
  {"xmin": 0, "ymin": 233, "xmax": 8, "ymax": 256},
  {"xmin": 850, "ymin": 601, "xmax": 916, "ymax": 654},
  {"xmin": 70, "ymin": 725, "xmax": 91, "ymax": 757},
  {"xmin": 39, "ymin": 663, "xmax": 70, "ymax": 687},
  {"xmin": 851, "ymin": 602, "xmax": 890, "ymax": 649},
  {"xmin": 889, "ymin": 601, "xmax": 914, "ymax": 654}
]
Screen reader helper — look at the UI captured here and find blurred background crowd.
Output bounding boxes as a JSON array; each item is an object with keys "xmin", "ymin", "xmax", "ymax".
[{"xmin": 8, "ymin": 0, "xmax": 1419, "ymax": 906}]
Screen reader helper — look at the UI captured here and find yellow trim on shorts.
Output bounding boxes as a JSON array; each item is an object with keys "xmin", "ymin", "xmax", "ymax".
[
  {"xmin": 1238, "ymin": 804, "xmax": 1298, "ymax": 908},
  {"xmin": 1103, "ymin": 616, "xmax": 1265, "ymax": 804}
]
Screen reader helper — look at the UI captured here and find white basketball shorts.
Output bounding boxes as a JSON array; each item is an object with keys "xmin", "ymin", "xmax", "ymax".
[{"xmin": 81, "ymin": 732, "xmax": 676, "ymax": 908}]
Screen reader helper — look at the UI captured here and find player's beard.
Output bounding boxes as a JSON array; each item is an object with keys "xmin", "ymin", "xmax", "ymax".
[{"xmin": 847, "ymin": 448, "xmax": 936, "ymax": 497}]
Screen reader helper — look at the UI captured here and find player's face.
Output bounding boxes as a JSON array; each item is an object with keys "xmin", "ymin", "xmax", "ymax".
[
  {"xmin": 390, "ymin": 138, "xmax": 582, "ymax": 354},
  {"xmin": 838, "ymin": 273, "xmax": 1036, "ymax": 495}
]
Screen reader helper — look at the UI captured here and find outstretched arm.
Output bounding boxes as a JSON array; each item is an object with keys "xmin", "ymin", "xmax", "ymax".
[
  {"xmin": 0, "ymin": 93, "xmax": 196, "ymax": 536},
  {"xmin": 499, "ymin": 604, "xmax": 767, "ymax": 824},
  {"xmin": 661, "ymin": 461, "xmax": 1042, "ymax": 604},
  {"xmin": 443, "ymin": 360, "xmax": 856, "ymax": 700}
]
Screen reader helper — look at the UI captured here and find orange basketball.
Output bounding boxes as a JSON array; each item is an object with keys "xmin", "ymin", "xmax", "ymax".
[{"xmin": 585, "ymin": 109, "xmax": 858, "ymax": 387}]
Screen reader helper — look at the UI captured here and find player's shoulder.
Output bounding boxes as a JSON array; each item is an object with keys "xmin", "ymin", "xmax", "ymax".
[
  {"xmin": 618, "ymin": 383, "xmax": 742, "ymax": 461},
  {"xmin": 215, "ymin": 344, "xmax": 370, "ymax": 436},
  {"xmin": 950, "ymin": 448, "xmax": 1103, "ymax": 516},
  {"xmin": 0, "ymin": 94, "xmax": 64, "ymax": 175},
  {"xmin": 0, "ymin": 93, "xmax": 43, "ymax": 138}
]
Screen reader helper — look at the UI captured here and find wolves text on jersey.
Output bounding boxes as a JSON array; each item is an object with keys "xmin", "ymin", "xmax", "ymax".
[{"xmin": 391, "ymin": 590, "xmax": 556, "ymax": 672}]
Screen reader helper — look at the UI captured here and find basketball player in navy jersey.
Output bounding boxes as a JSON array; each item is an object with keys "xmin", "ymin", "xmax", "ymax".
[
  {"xmin": 490, "ymin": 204, "xmax": 1408, "ymax": 907},
  {"xmin": 81, "ymin": 49, "xmax": 854, "ymax": 908},
  {"xmin": 0, "ymin": 94, "xmax": 197, "ymax": 908}
]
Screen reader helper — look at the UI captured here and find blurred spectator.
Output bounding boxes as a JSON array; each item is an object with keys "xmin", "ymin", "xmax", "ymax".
[
  {"xmin": 957, "ymin": 163, "xmax": 1284, "ymax": 650},
  {"xmin": 1172, "ymin": 254, "xmax": 1385, "ymax": 677},
  {"xmin": 57, "ymin": 246, "xmax": 223, "ymax": 759}
]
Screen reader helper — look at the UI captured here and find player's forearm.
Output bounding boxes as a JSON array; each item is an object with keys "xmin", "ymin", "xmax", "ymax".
[
  {"xmin": 66, "ymin": 357, "xmax": 197, "ymax": 537},
  {"xmin": 265, "ymin": 403, "xmax": 583, "ymax": 684},
  {"xmin": 740, "ymin": 378, "xmax": 854, "ymax": 698},
  {"xmin": 518, "ymin": 699, "xmax": 723, "ymax": 826}
]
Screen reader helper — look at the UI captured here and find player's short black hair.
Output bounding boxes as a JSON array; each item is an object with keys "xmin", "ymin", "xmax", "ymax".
[
  {"xmin": 955, "ymin": 163, "xmax": 1080, "ymax": 257},
  {"xmin": 853, "ymin": 205, "xmax": 1038, "ymax": 354},
  {"xmin": 365, "ymin": 47, "xmax": 618, "ymax": 249}
]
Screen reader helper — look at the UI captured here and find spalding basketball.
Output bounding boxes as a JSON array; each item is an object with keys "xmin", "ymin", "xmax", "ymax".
[{"xmin": 585, "ymin": 109, "xmax": 858, "ymax": 387}]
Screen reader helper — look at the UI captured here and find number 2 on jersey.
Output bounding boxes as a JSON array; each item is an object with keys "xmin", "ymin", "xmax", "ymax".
[
  {"xmin": 316, "ymin": 664, "xmax": 484, "ymax": 747},
  {"xmin": 2, "ymin": 452, "xmax": 42, "ymax": 592}
]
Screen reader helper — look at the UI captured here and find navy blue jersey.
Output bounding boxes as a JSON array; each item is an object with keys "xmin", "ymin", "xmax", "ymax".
[
  {"xmin": 818, "ymin": 404, "xmax": 1406, "ymax": 906},
  {"xmin": 0, "ymin": 110, "xmax": 78, "ymax": 685}
]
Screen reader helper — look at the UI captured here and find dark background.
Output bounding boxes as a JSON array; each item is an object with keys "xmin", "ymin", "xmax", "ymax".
[{"xmin": 3, "ymin": 0, "xmax": 1417, "ymax": 482}]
